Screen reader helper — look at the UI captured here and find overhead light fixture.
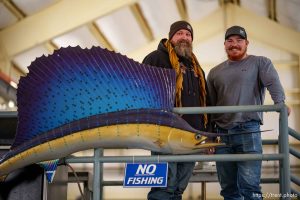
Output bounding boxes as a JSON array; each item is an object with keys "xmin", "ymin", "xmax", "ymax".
[
  {"xmin": 10, "ymin": 81, "xmax": 18, "ymax": 89},
  {"xmin": 8, "ymin": 100, "xmax": 15, "ymax": 108}
]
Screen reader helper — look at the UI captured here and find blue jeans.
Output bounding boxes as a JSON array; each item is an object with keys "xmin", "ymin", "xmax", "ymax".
[
  {"xmin": 147, "ymin": 153, "xmax": 194, "ymax": 200},
  {"xmin": 215, "ymin": 121, "xmax": 263, "ymax": 200}
]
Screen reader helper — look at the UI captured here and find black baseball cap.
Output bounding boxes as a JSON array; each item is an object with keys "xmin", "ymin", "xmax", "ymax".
[{"xmin": 225, "ymin": 26, "xmax": 247, "ymax": 40}]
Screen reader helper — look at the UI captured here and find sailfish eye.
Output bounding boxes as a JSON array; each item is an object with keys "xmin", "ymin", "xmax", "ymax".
[{"xmin": 195, "ymin": 134, "xmax": 202, "ymax": 140}]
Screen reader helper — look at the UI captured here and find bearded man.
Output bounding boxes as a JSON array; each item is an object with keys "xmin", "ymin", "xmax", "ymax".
[
  {"xmin": 207, "ymin": 26, "xmax": 291, "ymax": 200},
  {"xmin": 143, "ymin": 21, "xmax": 210, "ymax": 200}
]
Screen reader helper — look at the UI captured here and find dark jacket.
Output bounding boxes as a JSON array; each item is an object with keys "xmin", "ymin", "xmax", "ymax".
[{"xmin": 143, "ymin": 39, "xmax": 209, "ymax": 131}]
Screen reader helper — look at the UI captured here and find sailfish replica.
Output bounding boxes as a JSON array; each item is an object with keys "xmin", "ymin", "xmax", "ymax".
[{"xmin": 0, "ymin": 46, "xmax": 221, "ymax": 182}]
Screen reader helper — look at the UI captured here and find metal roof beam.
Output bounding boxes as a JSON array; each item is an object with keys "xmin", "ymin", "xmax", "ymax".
[
  {"xmin": 0, "ymin": 0, "xmax": 137, "ymax": 57},
  {"xmin": 2, "ymin": 0, "xmax": 25, "ymax": 19},
  {"xmin": 268, "ymin": 0, "xmax": 277, "ymax": 21},
  {"xmin": 87, "ymin": 22, "xmax": 114, "ymax": 51},
  {"xmin": 175, "ymin": 0, "xmax": 188, "ymax": 20},
  {"xmin": 129, "ymin": 3, "xmax": 154, "ymax": 42}
]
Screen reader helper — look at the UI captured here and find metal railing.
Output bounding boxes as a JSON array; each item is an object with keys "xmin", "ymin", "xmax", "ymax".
[
  {"xmin": 289, "ymin": 127, "xmax": 300, "ymax": 197},
  {"xmin": 64, "ymin": 104, "xmax": 297, "ymax": 200}
]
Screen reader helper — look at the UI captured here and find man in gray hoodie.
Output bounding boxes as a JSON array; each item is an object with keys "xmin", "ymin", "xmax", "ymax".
[{"xmin": 207, "ymin": 25, "xmax": 290, "ymax": 200}]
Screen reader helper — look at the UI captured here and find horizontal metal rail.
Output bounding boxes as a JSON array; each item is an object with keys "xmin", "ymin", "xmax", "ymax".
[
  {"xmin": 0, "ymin": 111, "xmax": 17, "ymax": 117},
  {"xmin": 291, "ymin": 174, "xmax": 300, "ymax": 186},
  {"xmin": 289, "ymin": 127, "xmax": 300, "ymax": 141},
  {"xmin": 100, "ymin": 177, "xmax": 280, "ymax": 187},
  {"xmin": 65, "ymin": 153, "xmax": 283, "ymax": 163},
  {"xmin": 290, "ymin": 146, "xmax": 300, "ymax": 159},
  {"xmin": 262, "ymin": 139, "xmax": 278, "ymax": 145},
  {"xmin": 172, "ymin": 104, "xmax": 283, "ymax": 114},
  {"xmin": 291, "ymin": 188, "xmax": 300, "ymax": 197}
]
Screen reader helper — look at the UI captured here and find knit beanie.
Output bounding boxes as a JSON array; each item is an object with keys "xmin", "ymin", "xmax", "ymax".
[{"xmin": 169, "ymin": 21, "xmax": 193, "ymax": 40}]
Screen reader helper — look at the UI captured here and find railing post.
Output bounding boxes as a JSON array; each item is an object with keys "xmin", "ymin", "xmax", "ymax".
[
  {"xmin": 278, "ymin": 104, "xmax": 291, "ymax": 198},
  {"xmin": 93, "ymin": 148, "xmax": 104, "ymax": 200},
  {"xmin": 100, "ymin": 149, "xmax": 104, "ymax": 200}
]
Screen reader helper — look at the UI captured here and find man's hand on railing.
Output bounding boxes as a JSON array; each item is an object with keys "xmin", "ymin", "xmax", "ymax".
[
  {"xmin": 207, "ymin": 147, "xmax": 215, "ymax": 154},
  {"xmin": 204, "ymin": 137, "xmax": 216, "ymax": 154}
]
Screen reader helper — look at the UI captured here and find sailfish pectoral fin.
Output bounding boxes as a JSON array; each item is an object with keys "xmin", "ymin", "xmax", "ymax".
[
  {"xmin": 154, "ymin": 139, "xmax": 165, "ymax": 148},
  {"xmin": 38, "ymin": 159, "xmax": 59, "ymax": 183}
]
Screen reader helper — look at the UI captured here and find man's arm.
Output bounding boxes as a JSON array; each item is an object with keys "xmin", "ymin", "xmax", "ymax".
[
  {"xmin": 207, "ymin": 71, "xmax": 217, "ymax": 107},
  {"xmin": 258, "ymin": 57, "xmax": 291, "ymax": 115},
  {"xmin": 258, "ymin": 57, "xmax": 285, "ymax": 104}
]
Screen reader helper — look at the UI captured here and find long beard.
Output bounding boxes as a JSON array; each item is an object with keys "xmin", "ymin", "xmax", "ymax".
[{"xmin": 173, "ymin": 40, "xmax": 193, "ymax": 59}]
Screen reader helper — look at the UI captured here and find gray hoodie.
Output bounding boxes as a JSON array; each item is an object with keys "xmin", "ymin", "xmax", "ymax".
[{"xmin": 207, "ymin": 55, "xmax": 285, "ymax": 129}]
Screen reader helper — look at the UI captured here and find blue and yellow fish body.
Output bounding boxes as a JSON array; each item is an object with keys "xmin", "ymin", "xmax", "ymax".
[{"xmin": 0, "ymin": 47, "xmax": 220, "ymax": 180}]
